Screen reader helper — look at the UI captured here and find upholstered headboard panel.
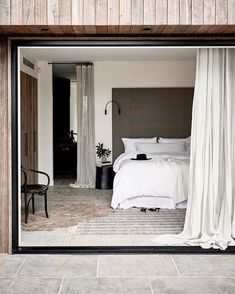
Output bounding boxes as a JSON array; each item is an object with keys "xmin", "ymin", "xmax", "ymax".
[{"xmin": 112, "ymin": 88, "xmax": 194, "ymax": 160}]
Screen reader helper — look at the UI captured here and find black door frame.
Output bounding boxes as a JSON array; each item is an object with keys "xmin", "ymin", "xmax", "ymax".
[{"xmin": 12, "ymin": 39, "xmax": 235, "ymax": 254}]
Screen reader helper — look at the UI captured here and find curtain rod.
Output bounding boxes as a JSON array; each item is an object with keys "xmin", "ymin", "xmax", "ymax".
[{"xmin": 48, "ymin": 62, "xmax": 93, "ymax": 65}]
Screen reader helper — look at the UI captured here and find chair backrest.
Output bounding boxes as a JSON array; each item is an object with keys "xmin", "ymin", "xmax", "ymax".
[{"xmin": 21, "ymin": 166, "xmax": 50, "ymax": 189}]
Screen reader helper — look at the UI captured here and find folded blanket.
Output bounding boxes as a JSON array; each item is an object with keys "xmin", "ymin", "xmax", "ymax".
[{"xmin": 152, "ymin": 157, "xmax": 190, "ymax": 203}]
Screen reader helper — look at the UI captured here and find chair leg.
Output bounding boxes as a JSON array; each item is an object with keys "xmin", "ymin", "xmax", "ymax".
[
  {"xmin": 44, "ymin": 191, "xmax": 49, "ymax": 218},
  {"xmin": 24, "ymin": 192, "xmax": 28, "ymax": 224},
  {"xmin": 32, "ymin": 193, "xmax": 35, "ymax": 214}
]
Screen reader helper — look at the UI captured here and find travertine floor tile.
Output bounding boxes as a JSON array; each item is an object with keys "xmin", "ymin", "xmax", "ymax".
[
  {"xmin": 173, "ymin": 255, "xmax": 235, "ymax": 276},
  {"xmin": 61, "ymin": 277, "xmax": 152, "ymax": 294},
  {"xmin": 0, "ymin": 278, "xmax": 61, "ymax": 294},
  {"xmin": 150, "ymin": 277, "xmax": 235, "ymax": 294},
  {"xmin": 98, "ymin": 255, "xmax": 178, "ymax": 277},
  {"xmin": 0, "ymin": 256, "xmax": 24, "ymax": 277},
  {"xmin": 16, "ymin": 255, "xmax": 97, "ymax": 278}
]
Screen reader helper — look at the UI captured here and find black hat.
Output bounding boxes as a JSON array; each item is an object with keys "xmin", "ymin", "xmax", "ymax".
[{"xmin": 131, "ymin": 154, "xmax": 151, "ymax": 160}]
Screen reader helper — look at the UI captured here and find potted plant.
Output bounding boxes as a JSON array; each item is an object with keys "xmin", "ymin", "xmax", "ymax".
[{"xmin": 96, "ymin": 143, "xmax": 111, "ymax": 163}]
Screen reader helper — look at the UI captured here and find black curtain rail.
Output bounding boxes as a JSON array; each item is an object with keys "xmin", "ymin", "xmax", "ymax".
[{"xmin": 48, "ymin": 62, "xmax": 93, "ymax": 65}]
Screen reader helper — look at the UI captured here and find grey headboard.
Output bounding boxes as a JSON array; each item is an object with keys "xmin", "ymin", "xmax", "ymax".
[{"xmin": 112, "ymin": 88, "xmax": 194, "ymax": 160}]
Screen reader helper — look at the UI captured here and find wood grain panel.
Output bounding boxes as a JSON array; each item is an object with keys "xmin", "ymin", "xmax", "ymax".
[
  {"xmin": 0, "ymin": 0, "xmax": 10, "ymax": 25},
  {"xmin": 59, "ymin": 0, "xmax": 71, "ymax": 25},
  {"xmin": 192, "ymin": 0, "xmax": 203, "ymax": 24},
  {"xmin": 180, "ymin": 0, "xmax": 192, "ymax": 24},
  {"xmin": 108, "ymin": 25, "xmax": 120, "ymax": 33},
  {"xmin": 20, "ymin": 72, "xmax": 38, "ymax": 184},
  {"xmin": 112, "ymin": 89, "xmax": 130, "ymax": 160},
  {"xmin": 84, "ymin": 0, "xmax": 96, "ymax": 25},
  {"xmin": 71, "ymin": 0, "xmax": 83, "ymax": 25},
  {"xmin": 118, "ymin": 25, "xmax": 131, "ymax": 34},
  {"xmin": 156, "ymin": 0, "xmax": 168, "ymax": 24},
  {"xmin": 144, "ymin": 0, "xmax": 156, "ymax": 25},
  {"xmin": 120, "ymin": 0, "xmax": 132, "ymax": 25},
  {"xmin": 23, "ymin": 0, "xmax": 35, "ymax": 24},
  {"xmin": 112, "ymin": 88, "xmax": 194, "ymax": 160},
  {"xmin": 48, "ymin": 24, "xmax": 64, "ymax": 34},
  {"xmin": 216, "ymin": 0, "xmax": 228, "ymax": 24},
  {"xmin": 96, "ymin": 25, "xmax": 108, "ymax": 34},
  {"xmin": 96, "ymin": 0, "xmax": 108, "ymax": 25},
  {"xmin": 10, "ymin": 0, "xmax": 23, "ymax": 25},
  {"xmin": 108, "ymin": 0, "xmax": 120, "ymax": 25},
  {"xmin": 228, "ymin": 0, "xmax": 235, "ymax": 24},
  {"xmin": 47, "ymin": 0, "xmax": 59, "ymax": 25},
  {"xmin": 129, "ymin": 88, "xmax": 156, "ymax": 137},
  {"xmin": 83, "ymin": 25, "xmax": 96, "ymax": 34},
  {"xmin": 0, "ymin": 0, "xmax": 234, "ymax": 27},
  {"xmin": 1, "ymin": 24, "xmax": 235, "ymax": 35},
  {"xmin": 35, "ymin": 0, "xmax": 47, "ymax": 25},
  {"xmin": 0, "ymin": 38, "xmax": 10, "ymax": 253},
  {"xmin": 132, "ymin": 0, "xmax": 144, "ymax": 25},
  {"xmin": 168, "ymin": 0, "xmax": 180, "ymax": 25},
  {"xmin": 204, "ymin": 0, "xmax": 216, "ymax": 25},
  {"xmin": 157, "ymin": 89, "xmax": 179, "ymax": 137},
  {"xmin": 60, "ymin": 25, "xmax": 75, "ymax": 34}
]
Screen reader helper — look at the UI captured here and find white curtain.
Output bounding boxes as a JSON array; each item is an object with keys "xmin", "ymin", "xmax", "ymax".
[
  {"xmin": 154, "ymin": 48, "xmax": 235, "ymax": 249},
  {"xmin": 70, "ymin": 65, "xmax": 96, "ymax": 188}
]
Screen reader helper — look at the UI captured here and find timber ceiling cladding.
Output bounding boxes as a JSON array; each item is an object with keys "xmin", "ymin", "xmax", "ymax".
[{"xmin": 0, "ymin": 0, "xmax": 235, "ymax": 35}]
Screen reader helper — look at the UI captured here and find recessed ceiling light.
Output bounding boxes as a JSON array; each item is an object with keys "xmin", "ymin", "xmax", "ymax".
[{"xmin": 142, "ymin": 27, "xmax": 152, "ymax": 31}]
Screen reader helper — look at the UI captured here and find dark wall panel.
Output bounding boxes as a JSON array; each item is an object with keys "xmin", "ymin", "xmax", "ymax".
[{"xmin": 112, "ymin": 87, "xmax": 194, "ymax": 160}]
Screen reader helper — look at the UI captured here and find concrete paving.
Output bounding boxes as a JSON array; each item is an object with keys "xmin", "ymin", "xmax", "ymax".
[{"xmin": 0, "ymin": 254, "xmax": 235, "ymax": 293}]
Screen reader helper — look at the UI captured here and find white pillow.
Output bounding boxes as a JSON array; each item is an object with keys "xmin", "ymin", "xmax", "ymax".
[
  {"xmin": 136, "ymin": 141, "xmax": 186, "ymax": 153},
  {"xmin": 122, "ymin": 137, "xmax": 157, "ymax": 153},
  {"xmin": 158, "ymin": 136, "xmax": 191, "ymax": 151}
]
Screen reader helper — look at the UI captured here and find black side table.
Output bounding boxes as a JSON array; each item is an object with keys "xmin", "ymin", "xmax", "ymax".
[{"xmin": 95, "ymin": 164, "xmax": 115, "ymax": 190}]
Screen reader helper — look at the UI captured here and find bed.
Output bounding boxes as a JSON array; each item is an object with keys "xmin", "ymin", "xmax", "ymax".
[{"xmin": 111, "ymin": 138, "xmax": 190, "ymax": 210}]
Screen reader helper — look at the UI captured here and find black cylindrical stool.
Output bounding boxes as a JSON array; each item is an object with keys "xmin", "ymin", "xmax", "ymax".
[{"xmin": 95, "ymin": 164, "xmax": 115, "ymax": 190}]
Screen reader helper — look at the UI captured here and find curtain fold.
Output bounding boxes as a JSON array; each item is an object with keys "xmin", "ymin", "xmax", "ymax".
[
  {"xmin": 70, "ymin": 65, "xmax": 96, "ymax": 188},
  {"xmin": 154, "ymin": 48, "xmax": 235, "ymax": 249}
]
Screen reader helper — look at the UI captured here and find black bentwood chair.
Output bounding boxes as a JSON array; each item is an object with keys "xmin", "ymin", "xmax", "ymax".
[{"xmin": 21, "ymin": 166, "xmax": 50, "ymax": 223}]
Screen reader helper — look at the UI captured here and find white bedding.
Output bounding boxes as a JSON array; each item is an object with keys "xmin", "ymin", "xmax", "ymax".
[{"xmin": 111, "ymin": 151, "xmax": 190, "ymax": 209}]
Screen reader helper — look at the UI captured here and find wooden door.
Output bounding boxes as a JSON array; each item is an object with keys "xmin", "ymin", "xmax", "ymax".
[{"xmin": 20, "ymin": 71, "xmax": 38, "ymax": 184}]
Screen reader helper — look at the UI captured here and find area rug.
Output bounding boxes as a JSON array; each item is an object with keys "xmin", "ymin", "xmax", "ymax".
[
  {"xmin": 22, "ymin": 202, "xmax": 113, "ymax": 231},
  {"xmin": 74, "ymin": 208, "xmax": 186, "ymax": 235}
]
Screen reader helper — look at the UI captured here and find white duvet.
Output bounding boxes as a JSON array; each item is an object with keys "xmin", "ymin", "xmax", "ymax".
[{"xmin": 111, "ymin": 151, "xmax": 190, "ymax": 209}]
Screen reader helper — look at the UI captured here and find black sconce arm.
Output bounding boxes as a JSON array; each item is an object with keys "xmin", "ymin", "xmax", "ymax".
[{"xmin": 104, "ymin": 100, "xmax": 121, "ymax": 115}]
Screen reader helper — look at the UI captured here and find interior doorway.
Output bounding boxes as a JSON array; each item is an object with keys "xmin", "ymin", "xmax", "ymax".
[{"xmin": 53, "ymin": 76, "xmax": 77, "ymax": 179}]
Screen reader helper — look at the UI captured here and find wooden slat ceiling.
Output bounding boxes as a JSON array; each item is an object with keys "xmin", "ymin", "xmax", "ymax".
[
  {"xmin": 1, "ymin": 24, "xmax": 235, "ymax": 36},
  {"xmin": 0, "ymin": 0, "xmax": 235, "ymax": 35}
]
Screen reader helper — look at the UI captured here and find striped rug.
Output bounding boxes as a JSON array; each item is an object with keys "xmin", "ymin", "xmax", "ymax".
[{"xmin": 75, "ymin": 208, "xmax": 186, "ymax": 235}]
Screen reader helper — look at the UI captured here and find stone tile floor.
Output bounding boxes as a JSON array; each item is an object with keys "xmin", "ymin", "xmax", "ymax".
[{"xmin": 0, "ymin": 254, "xmax": 235, "ymax": 293}]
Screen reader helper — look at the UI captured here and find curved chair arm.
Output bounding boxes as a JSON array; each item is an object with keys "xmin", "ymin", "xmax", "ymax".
[
  {"xmin": 21, "ymin": 166, "xmax": 50, "ymax": 190},
  {"xmin": 21, "ymin": 168, "xmax": 28, "ymax": 190}
]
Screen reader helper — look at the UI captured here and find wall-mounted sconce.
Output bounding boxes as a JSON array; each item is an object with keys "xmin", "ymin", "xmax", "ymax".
[{"xmin": 104, "ymin": 100, "xmax": 121, "ymax": 115}]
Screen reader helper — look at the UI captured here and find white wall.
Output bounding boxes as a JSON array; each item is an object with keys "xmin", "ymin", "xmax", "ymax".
[
  {"xmin": 37, "ymin": 60, "xmax": 196, "ymax": 176},
  {"xmin": 94, "ymin": 61, "xmax": 196, "ymax": 161},
  {"xmin": 38, "ymin": 62, "xmax": 54, "ymax": 185}
]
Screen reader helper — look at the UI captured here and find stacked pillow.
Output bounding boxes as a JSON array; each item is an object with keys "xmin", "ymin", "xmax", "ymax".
[
  {"xmin": 158, "ymin": 136, "xmax": 191, "ymax": 151},
  {"xmin": 121, "ymin": 136, "xmax": 191, "ymax": 153},
  {"xmin": 136, "ymin": 141, "xmax": 186, "ymax": 153},
  {"xmin": 121, "ymin": 137, "xmax": 157, "ymax": 153}
]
